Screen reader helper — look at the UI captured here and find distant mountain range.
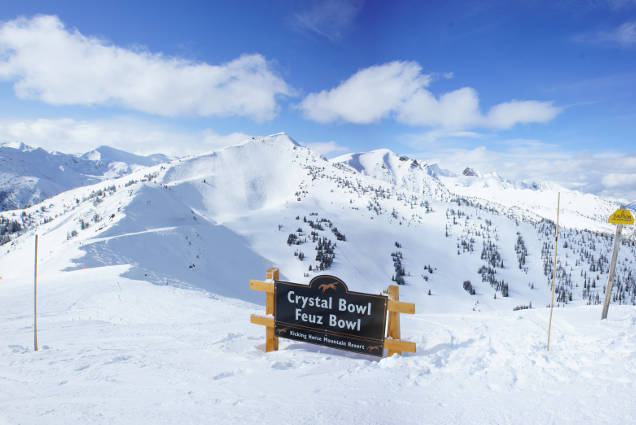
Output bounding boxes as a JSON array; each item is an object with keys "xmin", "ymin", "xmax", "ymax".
[
  {"xmin": 0, "ymin": 142, "xmax": 167, "ymax": 211},
  {"xmin": 1, "ymin": 133, "xmax": 633, "ymax": 311}
]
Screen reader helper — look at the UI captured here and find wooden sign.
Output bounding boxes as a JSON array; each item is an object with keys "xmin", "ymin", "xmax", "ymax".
[
  {"xmin": 609, "ymin": 208, "xmax": 634, "ymax": 225},
  {"xmin": 275, "ymin": 275, "xmax": 387, "ymax": 356},
  {"xmin": 250, "ymin": 267, "xmax": 416, "ymax": 357}
]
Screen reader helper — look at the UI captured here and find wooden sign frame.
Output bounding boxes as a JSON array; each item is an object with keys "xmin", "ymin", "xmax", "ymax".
[{"xmin": 250, "ymin": 267, "xmax": 416, "ymax": 356}]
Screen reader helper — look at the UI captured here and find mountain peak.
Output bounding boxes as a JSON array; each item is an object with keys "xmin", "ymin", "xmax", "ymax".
[
  {"xmin": 1, "ymin": 141, "xmax": 37, "ymax": 152},
  {"xmin": 462, "ymin": 167, "xmax": 479, "ymax": 177},
  {"xmin": 426, "ymin": 163, "xmax": 455, "ymax": 178},
  {"xmin": 81, "ymin": 145, "xmax": 168, "ymax": 166},
  {"xmin": 263, "ymin": 132, "xmax": 301, "ymax": 146}
]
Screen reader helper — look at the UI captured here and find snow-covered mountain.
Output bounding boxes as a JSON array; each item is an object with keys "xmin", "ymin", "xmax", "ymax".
[
  {"xmin": 331, "ymin": 149, "xmax": 619, "ymax": 232},
  {"xmin": 0, "ymin": 142, "xmax": 168, "ymax": 211},
  {"xmin": 2, "ymin": 133, "xmax": 634, "ymax": 310},
  {"xmin": 437, "ymin": 170, "xmax": 617, "ymax": 231},
  {"xmin": 2, "ymin": 133, "xmax": 635, "ymax": 424},
  {"xmin": 331, "ymin": 149, "xmax": 451, "ymax": 200}
]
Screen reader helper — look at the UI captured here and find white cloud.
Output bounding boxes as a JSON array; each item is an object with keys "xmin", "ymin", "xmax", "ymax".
[
  {"xmin": 299, "ymin": 61, "xmax": 429, "ymax": 124},
  {"xmin": 605, "ymin": 21, "xmax": 636, "ymax": 46},
  {"xmin": 200, "ymin": 129, "xmax": 252, "ymax": 151},
  {"xmin": 294, "ymin": 0, "xmax": 363, "ymax": 41},
  {"xmin": 302, "ymin": 140, "xmax": 349, "ymax": 157},
  {"xmin": 602, "ymin": 172, "xmax": 636, "ymax": 188},
  {"xmin": 403, "ymin": 129, "xmax": 483, "ymax": 146},
  {"xmin": 299, "ymin": 61, "xmax": 561, "ymax": 129},
  {"xmin": 0, "ymin": 117, "xmax": 250, "ymax": 156},
  {"xmin": 397, "ymin": 86, "xmax": 482, "ymax": 128},
  {"xmin": 410, "ymin": 139, "xmax": 636, "ymax": 201},
  {"xmin": 0, "ymin": 15, "xmax": 291, "ymax": 120},
  {"xmin": 576, "ymin": 21, "xmax": 636, "ymax": 47},
  {"xmin": 486, "ymin": 100, "xmax": 561, "ymax": 129}
]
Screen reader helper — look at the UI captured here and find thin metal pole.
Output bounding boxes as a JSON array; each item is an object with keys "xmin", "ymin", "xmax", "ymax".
[
  {"xmin": 34, "ymin": 234, "xmax": 39, "ymax": 352},
  {"xmin": 601, "ymin": 223, "xmax": 623, "ymax": 320},
  {"xmin": 547, "ymin": 192, "xmax": 560, "ymax": 351}
]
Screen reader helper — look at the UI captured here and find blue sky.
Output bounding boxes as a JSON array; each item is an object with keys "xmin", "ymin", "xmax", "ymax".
[{"xmin": 0, "ymin": 0, "xmax": 635, "ymax": 199}]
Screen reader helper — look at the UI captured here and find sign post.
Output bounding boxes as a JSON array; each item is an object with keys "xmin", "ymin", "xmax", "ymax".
[
  {"xmin": 601, "ymin": 207, "xmax": 634, "ymax": 320},
  {"xmin": 547, "ymin": 192, "xmax": 560, "ymax": 351},
  {"xmin": 250, "ymin": 270, "xmax": 416, "ymax": 357}
]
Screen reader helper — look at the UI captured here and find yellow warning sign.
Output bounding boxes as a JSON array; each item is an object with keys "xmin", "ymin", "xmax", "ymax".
[{"xmin": 609, "ymin": 208, "xmax": 634, "ymax": 225}]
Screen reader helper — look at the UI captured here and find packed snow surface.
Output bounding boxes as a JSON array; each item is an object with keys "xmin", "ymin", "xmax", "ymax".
[{"xmin": 1, "ymin": 266, "xmax": 634, "ymax": 424}]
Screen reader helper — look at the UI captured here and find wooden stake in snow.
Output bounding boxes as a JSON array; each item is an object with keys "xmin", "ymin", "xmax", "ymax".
[
  {"xmin": 547, "ymin": 192, "xmax": 560, "ymax": 351},
  {"xmin": 34, "ymin": 234, "xmax": 39, "ymax": 352},
  {"xmin": 601, "ymin": 207, "xmax": 634, "ymax": 320}
]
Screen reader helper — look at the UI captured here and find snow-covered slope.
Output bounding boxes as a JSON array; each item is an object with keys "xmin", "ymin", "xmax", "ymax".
[
  {"xmin": 438, "ymin": 171, "xmax": 618, "ymax": 232},
  {"xmin": 2, "ymin": 266, "xmax": 634, "ymax": 425},
  {"xmin": 1, "ymin": 133, "xmax": 635, "ymax": 424},
  {"xmin": 332, "ymin": 150, "xmax": 620, "ymax": 233},
  {"xmin": 80, "ymin": 145, "xmax": 167, "ymax": 166},
  {"xmin": 0, "ymin": 142, "xmax": 168, "ymax": 211},
  {"xmin": 162, "ymin": 133, "xmax": 309, "ymax": 221},
  {"xmin": 2, "ymin": 133, "xmax": 634, "ymax": 311},
  {"xmin": 332, "ymin": 149, "xmax": 451, "ymax": 200}
]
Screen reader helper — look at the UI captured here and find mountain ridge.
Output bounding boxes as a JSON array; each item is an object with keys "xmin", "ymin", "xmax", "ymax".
[
  {"xmin": 2, "ymin": 133, "xmax": 634, "ymax": 313},
  {"xmin": 0, "ymin": 142, "xmax": 169, "ymax": 211}
]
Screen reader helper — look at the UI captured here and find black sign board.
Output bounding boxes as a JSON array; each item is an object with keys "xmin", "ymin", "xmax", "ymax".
[{"xmin": 274, "ymin": 275, "xmax": 388, "ymax": 356}]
